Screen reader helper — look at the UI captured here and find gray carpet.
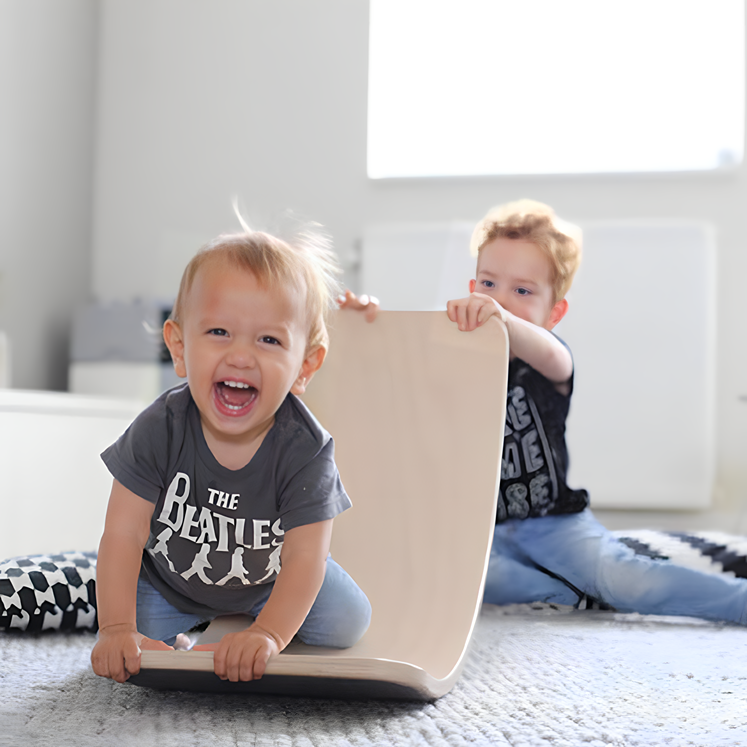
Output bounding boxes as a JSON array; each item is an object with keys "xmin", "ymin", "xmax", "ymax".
[{"xmin": 2, "ymin": 604, "xmax": 746, "ymax": 747}]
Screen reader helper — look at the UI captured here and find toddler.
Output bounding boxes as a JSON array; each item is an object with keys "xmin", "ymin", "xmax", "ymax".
[
  {"xmin": 447, "ymin": 199, "xmax": 747, "ymax": 623},
  {"xmin": 91, "ymin": 227, "xmax": 371, "ymax": 684}
]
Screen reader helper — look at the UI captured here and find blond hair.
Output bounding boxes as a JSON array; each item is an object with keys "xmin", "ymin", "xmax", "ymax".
[
  {"xmin": 470, "ymin": 199, "xmax": 582, "ymax": 302},
  {"xmin": 170, "ymin": 228, "xmax": 343, "ymax": 352}
]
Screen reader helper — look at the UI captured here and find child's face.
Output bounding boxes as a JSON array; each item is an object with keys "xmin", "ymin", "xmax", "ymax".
[
  {"xmin": 164, "ymin": 260, "xmax": 321, "ymax": 450},
  {"xmin": 470, "ymin": 237, "xmax": 565, "ymax": 330}
]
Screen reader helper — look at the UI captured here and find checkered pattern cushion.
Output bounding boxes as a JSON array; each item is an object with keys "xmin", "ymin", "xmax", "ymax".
[
  {"xmin": 0, "ymin": 552, "xmax": 97, "ymax": 632},
  {"xmin": 612, "ymin": 529, "xmax": 747, "ymax": 579}
]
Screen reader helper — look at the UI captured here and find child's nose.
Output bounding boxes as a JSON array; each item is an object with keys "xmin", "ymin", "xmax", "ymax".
[
  {"xmin": 492, "ymin": 290, "xmax": 510, "ymax": 308},
  {"xmin": 225, "ymin": 341, "xmax": 256, "ymax": 368}
]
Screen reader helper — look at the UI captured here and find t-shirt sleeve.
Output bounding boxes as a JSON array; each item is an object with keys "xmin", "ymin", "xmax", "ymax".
[
  {"xmin": 552, "ymin": 332, "xmax": 575, "ymax": 396},
  {"xmin": 100, "ymin": 398, "xmax": 172, "ymax": 503},
  {"xmin": 277, "ymin": 436, "xmax": 352, "ymax": 532}
]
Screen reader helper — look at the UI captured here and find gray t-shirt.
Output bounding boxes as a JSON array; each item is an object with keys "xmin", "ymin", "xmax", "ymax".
[{"xmin": 101, "ymin": 384, "xmax": 351, "ymax": 616}]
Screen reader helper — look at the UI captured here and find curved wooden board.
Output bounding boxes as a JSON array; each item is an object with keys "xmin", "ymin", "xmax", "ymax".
[{"xmin": 130, "ymin": 311, "xmax": 508, "ymax": 699}]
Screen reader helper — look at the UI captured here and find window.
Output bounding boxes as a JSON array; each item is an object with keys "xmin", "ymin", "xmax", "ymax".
[{"xmin": 367, "ymin": 0, "xmax": 745, "ymax": 178}]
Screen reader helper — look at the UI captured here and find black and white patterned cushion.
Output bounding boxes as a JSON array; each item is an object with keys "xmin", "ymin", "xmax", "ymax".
[
  {"xmin": 0, "ymin": 552, "xmax": 98, "ymax": 632},
  {"xmin": 612, "ymin": 529, "xmax": 747, "ymax": 579}
]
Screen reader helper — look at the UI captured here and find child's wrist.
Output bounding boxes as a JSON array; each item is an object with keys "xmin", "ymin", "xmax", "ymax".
[
  {"xmin": 99, "ymin": 622, "xmax": 137, "ymax": 635},
  {"xmin": 250, "ymin": 621, "xmax": 286, "ymax": 651}
]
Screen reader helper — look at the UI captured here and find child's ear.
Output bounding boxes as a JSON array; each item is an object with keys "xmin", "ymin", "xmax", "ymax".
[
  {"xmin": 291, "ymin": 346, "xmax": 327, "ymax": 395},
  {"xmin": 163, "ymin": 319, "xmax": 187, "ymax": 378},
  {"xmin": 548, "ymin": 298, "xmax": 569, "ymax": 329},
  {"xmin": 469, "ymin": 279, "xmax": 476, "ymax": 293}
]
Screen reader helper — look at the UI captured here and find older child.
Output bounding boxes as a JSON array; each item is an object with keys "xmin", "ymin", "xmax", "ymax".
[
  {"xmin": 447, "ymin": 199, "xmax": 747, "ymax": 624},
  {"xmin": 91, "ymin": 229, "xmax": 371, "ymax": 684}
]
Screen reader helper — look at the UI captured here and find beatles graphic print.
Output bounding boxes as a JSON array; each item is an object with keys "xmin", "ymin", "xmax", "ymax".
[{"xmin": 147, "ymin": 472, "xmax": 284, "ymax": 590}]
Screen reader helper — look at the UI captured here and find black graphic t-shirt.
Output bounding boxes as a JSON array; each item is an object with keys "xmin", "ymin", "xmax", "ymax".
[
  {"xmin": 498, "ymin": 342, "xmax": 589, "ymax": 523},
  {"xmin": 101, "ymin": 385, "xmax": 351, "ymax": 616}
]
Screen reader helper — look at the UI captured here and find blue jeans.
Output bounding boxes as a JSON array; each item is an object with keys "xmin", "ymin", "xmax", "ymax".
[
  {"xmin": 483, "ymin": 509, "xmax": 747, "ymax": 625},
  {"xmin": 136, "ymin": 557, "xmax": 371, "ymax": 648}
]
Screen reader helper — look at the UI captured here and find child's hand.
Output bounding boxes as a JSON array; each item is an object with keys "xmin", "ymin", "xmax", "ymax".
[
  {"xmin": 195, "ymin": 624, "xmax": 282, "ymax": 681},
  {"xmin": 91, "ymin": 624, "xmax": 173, "ymax": 683},
  {"xmin": 447, "ymin": 292, "xmax": 508, "ymax": 331},
  {"xmin": 338, "ymin": 290, "xmax": 379, "ymax": 322}
]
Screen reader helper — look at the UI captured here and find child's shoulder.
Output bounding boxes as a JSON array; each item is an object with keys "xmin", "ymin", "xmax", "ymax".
[
  {"xmin": 112, "ymin": 383, "xmax": 194, "ymax": 460},
  {"xmin": 135, "ymin": 382, "xmax": 193, "ymax": 430},
  {"xmin": 101, "ymin": 384, "xmax": 194, "ymax": 500},
  {"xmin": 270, "ymin": 394, "xmax": 333, "ymax": 459}
]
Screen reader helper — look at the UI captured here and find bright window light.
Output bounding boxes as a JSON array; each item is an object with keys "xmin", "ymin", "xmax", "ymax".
[{"xmin": 367, "ymin": 0, "xmax": 745, "ymax": 178}]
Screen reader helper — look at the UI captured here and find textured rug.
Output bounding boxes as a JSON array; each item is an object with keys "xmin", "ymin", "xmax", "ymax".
[{"xmin": 2, "ymin": 603, "xmax": 746, "ymax": 747}]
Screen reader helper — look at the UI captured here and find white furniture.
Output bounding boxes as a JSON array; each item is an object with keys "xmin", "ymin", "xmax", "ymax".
[{"xmin": 0, "ymin": 390, "xmax": 145, "ymax": 559}]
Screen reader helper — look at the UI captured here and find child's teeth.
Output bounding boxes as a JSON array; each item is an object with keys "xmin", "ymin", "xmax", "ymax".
[{"xmin": 224, "ymin": 381, "xmax": 250, "ymax": 389}]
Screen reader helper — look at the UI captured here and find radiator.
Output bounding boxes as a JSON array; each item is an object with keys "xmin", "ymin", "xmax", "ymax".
[{"xmin": 361, "ymin": 220, "xmax": 715, "ymax": 509}]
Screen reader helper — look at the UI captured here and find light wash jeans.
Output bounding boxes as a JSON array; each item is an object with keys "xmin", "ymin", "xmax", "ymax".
[
  {"xmin": 136, "ymin": 557, "xmax": 371, "ymax": 647},
  {"xmin": 483, "ymin": 508, "xmax": 747, "ymax": 625}
]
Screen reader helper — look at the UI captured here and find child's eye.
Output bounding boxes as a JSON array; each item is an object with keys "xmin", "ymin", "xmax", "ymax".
[
  {"xmin": 481, "ymin": 280, "xmax": 495, "ymax": 289},
  {"xmin": 260, "ymin": 336, "xmax": 281, "ymax": 345},
  {"xmin": 515, "ymin": 288, "xmax": 531, "ymax": 296},
  {"xmin": 208, "ymin": 328, "xmax": 229, "ymax": 336}
]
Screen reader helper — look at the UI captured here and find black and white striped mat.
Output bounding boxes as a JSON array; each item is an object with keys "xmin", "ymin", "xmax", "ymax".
[{"xmin": 612, "ymin": 529, "xmax": 747, "ymax": 579}]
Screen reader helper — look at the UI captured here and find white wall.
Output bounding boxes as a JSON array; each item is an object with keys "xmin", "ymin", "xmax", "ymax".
[
  {"xmin": 0, "ymin": 0, "xmax": 97, "ymax": 390},
  {"xmin": 2, "ymin": 0, "xmax": 746, "ymax": 511},
  {"xmin": 91, "ymin": 0, "xmax": 370, "ymax": 300}
]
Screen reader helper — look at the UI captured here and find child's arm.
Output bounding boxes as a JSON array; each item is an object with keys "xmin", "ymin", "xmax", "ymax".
[
  {"xmin": 90, "ymin": 480, "xmax": 169, "ymax": 683},
  {"xmin": 202, "ymin": 519, "xmax": 333, "ymax": 682},
  {"xmin": 447, "ymin": 292, "xmax": 573, "ymax": 387}
]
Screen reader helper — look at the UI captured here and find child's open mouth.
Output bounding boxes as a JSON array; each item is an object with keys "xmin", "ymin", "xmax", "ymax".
[{"xmin": 214, "ymin": 381, "xmax": 258, "ymax": 414}]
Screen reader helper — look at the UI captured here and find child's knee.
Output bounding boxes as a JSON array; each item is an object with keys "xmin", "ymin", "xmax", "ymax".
[
  {"xmin": 334, "ymin": 592, "xmax": 372, "ymax": 648},
  {"xmin": 594, "ymin": 543, "xmax": 671, "ymax": 611},
  {"xmin": 298, "ymin": 587, "xmax": 371, "ymax": 649},
  {"xmin": 326, "ymin": 588, "xmax": 372, "ymax": 648}
]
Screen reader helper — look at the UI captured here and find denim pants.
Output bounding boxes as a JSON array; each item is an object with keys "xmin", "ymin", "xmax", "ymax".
[
  {"xmin": 483, "ymin": 508, "xmax": 747, "ymax": 625},
  {"xmin": 136, "ymin": 556, "xmax": 371, "ymax": 648}
]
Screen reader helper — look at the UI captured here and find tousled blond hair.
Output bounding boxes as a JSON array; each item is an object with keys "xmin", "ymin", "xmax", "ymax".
[
  {"xmin": 470, "ymin": 199, "xmax": 582, "ymax": 302},
  {"xmin": 170, "ymin": 228, "xmax": 342, "ymax": 352}
]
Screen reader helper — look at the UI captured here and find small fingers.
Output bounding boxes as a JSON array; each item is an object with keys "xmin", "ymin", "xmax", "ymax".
[
  {"xmin": 252, "ymin": 648, "xmax": 271, "ymax": 680},
  {"xmin": 458, "ymin": 301, "xmax": 473, "ymax": 331},
  {"xmin": 447, "ymin": 297, "xmax": 479, "ymax": 330},
  {"xmin": 213, "ymin": 633, "xmax": 251, "ymax": 682},
  {"xmin": 212, "ymin": 638, "xmax": 229, "ymax": 680},
  {"xmin": 214, "ymin": 631, "xmax": 277, "ymax": 682},
  {"xmin": 90, "ymin": 651, "xmax": 109, "ymax": 680},
  {"xmin": 338, "ymin": 291, "xmax": 379, "ymax": 322},
  {"xmin": 91, "ymin": 632, "xmax": 142, "ymax": 682},
  {"xmin": 449, "ymin": 295, "xmax": 505, "ymax": 331},
  {"xmin": 337, "ymin": 290, "xmax": 361, "ymax": 310},
  {"xmin": 122, "ymin": 648, "xmax": 141, "ymax": 680},
  {"xmin": 363, "ymin": 295, "xmax": 379, "ymax": 322}
]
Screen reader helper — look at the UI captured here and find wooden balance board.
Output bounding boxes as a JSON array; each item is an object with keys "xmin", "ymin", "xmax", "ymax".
[{"xmin": 129, "ymin": 311, "xmax": 508, "ymax": 700}]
